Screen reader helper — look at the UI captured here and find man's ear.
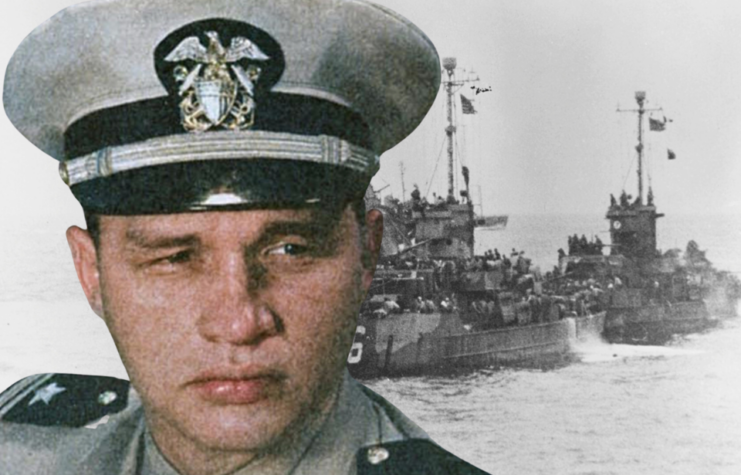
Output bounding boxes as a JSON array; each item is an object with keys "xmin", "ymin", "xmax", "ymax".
[
  {"xmin": 361, "ymin": 208, "xmax": 383, "ymax": 289},
  {"xmin": 66, "ymin": 226, "xmax": 104, "ymax": 318}
]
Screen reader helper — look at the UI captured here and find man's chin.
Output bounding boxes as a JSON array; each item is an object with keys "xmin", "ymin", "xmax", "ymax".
[{"xmin": 176, "ymin": 401, "xmax": 301, "ymax": 453}]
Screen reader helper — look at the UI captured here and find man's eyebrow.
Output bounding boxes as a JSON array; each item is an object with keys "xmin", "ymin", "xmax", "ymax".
[
  {"xmin": 249, "ymin": 212, "xmax": 344, "ymax": 251},
  {"xmin": 255, "ymin": 221, "xmax": 337, "ymax": 244},
  {"xmin": 124, "ymin": 229, "xmax": 201, "ymax": 250},
  {"xmin": 119, "ymin": 208, "xmax": 346, "ymax": 251},
  {"xmin": 263, "ymin": 219, "xmax": 337, "ymax": 237}
]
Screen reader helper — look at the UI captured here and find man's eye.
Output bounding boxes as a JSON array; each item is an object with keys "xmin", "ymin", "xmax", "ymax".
[
  {"xmin": 159, "ymin": 250, "xmax": 192, "ymax": 265},
  {"xmin": 267, "ymin": 243, "xmax": 309, "ymax": 256}
]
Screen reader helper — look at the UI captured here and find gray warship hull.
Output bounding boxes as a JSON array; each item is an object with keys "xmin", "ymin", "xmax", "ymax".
[
  {"xmin": 603, "ymin": 301, "xmax": 715, "ymax": 344},
  {"xmin": 348, "ymin": 310, "xmax": 605, "ymax": 378}
]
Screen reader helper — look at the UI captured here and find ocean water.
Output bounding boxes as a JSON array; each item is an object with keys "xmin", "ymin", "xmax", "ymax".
[
  {"xmin": 366, "ymin": 212, "xmax": 741, "ymax": 474},
  {"xmin": 1, "ymin": 213, "xmax": 740, "ymax": 474},
  {"xmin": 365, "ymin": 321, "xmax": 741, "ymax": 474}
]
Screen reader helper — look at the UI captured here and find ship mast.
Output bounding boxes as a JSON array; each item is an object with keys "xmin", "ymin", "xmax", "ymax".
[
  {"xmin": 636, "ymin": 92, "xmax": 645, "ymax": 204},
  {"xmin": 441, "ymin": 58, "xmax": 478, "ymax": 202},
  {"xmin": 618, "ymin": 91, "xmax": 662, "ymax": 205},
  {"xmin": 609, "ymin": 92, "xmax": 666, "ymax": 259},
  {"xmin": 399, "ymin": 161, "xmax": 407, "ymax": 200}
]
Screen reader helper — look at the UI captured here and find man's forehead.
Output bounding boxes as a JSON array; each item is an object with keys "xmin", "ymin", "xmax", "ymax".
[{"xmin": 98, "ymin": 205, "xmax": 352, "ymax": 241}]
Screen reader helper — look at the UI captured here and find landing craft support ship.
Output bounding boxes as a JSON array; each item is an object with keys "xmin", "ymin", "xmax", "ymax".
[
  {"xmin": 556, "ymin": 92, "xmax": 740, "ymax": 344},
  {"xmin": 348, "ymin": 257, "xmax": 606, "ymax": 377},
  {"xmin": 347, "ymin": 58, "xmax": 605, "ymax": 378}
]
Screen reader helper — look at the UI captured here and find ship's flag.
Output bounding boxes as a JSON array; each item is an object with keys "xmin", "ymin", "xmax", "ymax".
[
  {"xmin": 460, "ymin": 95, "xmax": 477, "ymax": 114},
  {"xmin": 649, "ymin": 117, "xmax": 666, "ymax": 131},
  {"xmin": 667, "ymin": 149, "xmax": 676, "ymax": 160}
]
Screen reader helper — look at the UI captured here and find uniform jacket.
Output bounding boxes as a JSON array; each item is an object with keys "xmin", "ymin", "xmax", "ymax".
[{"xmin": 0, "ymin": 373, "xmax": 490, "ymax": 474}]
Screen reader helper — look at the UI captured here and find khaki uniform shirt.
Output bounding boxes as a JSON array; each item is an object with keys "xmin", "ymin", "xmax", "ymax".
[{"xmin": 0, "ymin": 371, "xmax": 428, "ymax": 474}]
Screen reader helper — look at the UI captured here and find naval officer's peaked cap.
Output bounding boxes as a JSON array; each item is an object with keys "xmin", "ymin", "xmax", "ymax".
[{"xmin": 4, "ymin": 0, "xmax": 440, "ymax": 214}]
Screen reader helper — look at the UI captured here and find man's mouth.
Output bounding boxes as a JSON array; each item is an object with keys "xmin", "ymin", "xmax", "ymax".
[{"xmin": 188, "ymin": 368, "xmax": 285, "ymax": 405}]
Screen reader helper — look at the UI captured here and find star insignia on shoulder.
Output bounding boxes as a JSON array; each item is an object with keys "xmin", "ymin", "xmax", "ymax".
[{"xmin": 28, "ymin": 382, "xmax": 66, "ymax": 406}]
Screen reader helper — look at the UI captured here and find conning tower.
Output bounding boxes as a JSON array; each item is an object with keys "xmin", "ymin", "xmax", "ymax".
[{"xmin": 609, "ymin": 91, "xmax": 665, "ymax": 259}]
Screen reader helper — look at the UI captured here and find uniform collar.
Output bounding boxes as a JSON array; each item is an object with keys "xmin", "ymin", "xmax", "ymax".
[
  {"xmin": 139, "ymin": 371, "xmax": 427, "ymax": 475},
  {"xmin": 64, "ymin": 388, "xmax": 146, "ymax": 475}
]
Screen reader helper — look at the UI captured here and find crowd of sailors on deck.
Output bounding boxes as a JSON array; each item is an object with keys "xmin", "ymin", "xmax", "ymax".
[
  {"xmin": 371, "ymin": 295, "xmax": 456, "ymax": 319},
  {"xmin": 366, "ymin": 248, "xmax": 585, "ymax": 326},
  {"xmin": 466, "ymin": 248, "xmax": 531, "ymax": 274},
  {"xmin": 564, "ymin": 234, "xmax": 603, "ymax": 256},
  {"xmin": 377, "ymin": 185, "xmax": 470, "ymax": 226},
  {"xmin": 409, "ymin": 184, "xmax": 464, "ymax": 213},
  {"xmin": 610, "ymin": 189, "xmax": 654, "ymax": 210},
  {"xmin": 376, "ymin": 248, "xmax": 533, "ymax": 287},
  {"xmin": 366, "ymin": 279, "xmax": 604, "ymax": 329},
  {"xmin": 545, "ymin": 278, "xmax": 605, "ymax": 312},
  {"xmin": 465, "ymin": 281, "xmax": 604, "ymax": 330}
]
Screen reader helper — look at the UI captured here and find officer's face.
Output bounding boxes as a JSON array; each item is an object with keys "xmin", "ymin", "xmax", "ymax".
[{"xmin": 67, "ymin": 205, "xmax": 381, "ymax": 461}]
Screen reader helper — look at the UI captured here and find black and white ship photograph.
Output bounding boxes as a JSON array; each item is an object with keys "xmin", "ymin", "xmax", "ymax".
[{"xmin": 1, "ymin": 1, "xmax": 740, "ymax": 474}]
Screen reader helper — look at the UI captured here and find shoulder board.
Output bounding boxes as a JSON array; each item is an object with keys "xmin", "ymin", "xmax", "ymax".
[
  {"xmin": 356, "ymin": 439, "xmax": 491, "ymax": 475},
  {"xmin": 0, "ymin": 373, "xmax": 130, "ymax": 428}
]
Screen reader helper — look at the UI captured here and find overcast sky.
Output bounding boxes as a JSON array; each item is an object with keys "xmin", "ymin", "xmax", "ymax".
[
  {"xmin": 1, "ymin": 0, "xmax": 740, "ymax": 222},
  {"xmin": 370, "ymin": 0, "xmax": 741, "ymax": 216}
]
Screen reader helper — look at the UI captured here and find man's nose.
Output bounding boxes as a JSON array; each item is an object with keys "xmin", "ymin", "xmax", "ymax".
[{"xmin": 197, "ymin": 254, "xmax": 279, "ymax": 345}]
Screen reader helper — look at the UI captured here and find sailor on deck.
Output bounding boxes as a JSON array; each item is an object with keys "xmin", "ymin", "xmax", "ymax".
[{"xmin": 0, "ymin": 1, "xmax": 489, "ymax": 474}]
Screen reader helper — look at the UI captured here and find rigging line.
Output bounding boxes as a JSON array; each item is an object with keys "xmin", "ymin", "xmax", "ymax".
[
  {"xmin": 454, "ymin": 135, "xmax": 465, "ymax": 169},
  {"xmin": 452, "ymin": 88, "xmax": 460, "ymax": 195},
  {"xmin": 421, "ymin": 92, "xmax": 446, "ymax": 197},
  {"xmin": 376, "ymin": 177, "xmax": 391, "ymax": 194},
  {"xmin": 425, "ymin": 137, "xmax": 448, "ymax": 198},
  {"xmin": 622, "ymin": 150, "xmax": 636, "ymax": 192},
  {"xmin": 617, "ymin": 112, "xmax": 634, "ymax": 193},
  {"xmin": 454, "ymin": 121, "xmax": 469, "ymax": 197},
  {"xmin": 619, "ymin": 112, "xmax": 630, "ymax": 188},
  {"xmin": 647, "ymin": 140, "xmax": 653, "ymax": 189},
  {"xmin": 454, "ymin": 133, "xmax": 461, "ymax": 195},
  {"xmin": 455, "ymin": 111, "xmax": 468, "ymax": 167},
  {"xmin": 453, "ymin": 106, "xmax": 462, "ymax": 195}
]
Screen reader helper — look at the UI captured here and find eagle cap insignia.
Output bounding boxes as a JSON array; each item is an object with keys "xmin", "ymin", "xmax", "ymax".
[{"xmin": 165, "ymin": 31, "xmax": 270, "ymax": 132}]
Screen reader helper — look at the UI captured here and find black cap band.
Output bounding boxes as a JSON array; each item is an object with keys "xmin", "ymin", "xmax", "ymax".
[{"xmin": 71, "ymin": 159, "xmax": 370, "ymax": 215}]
